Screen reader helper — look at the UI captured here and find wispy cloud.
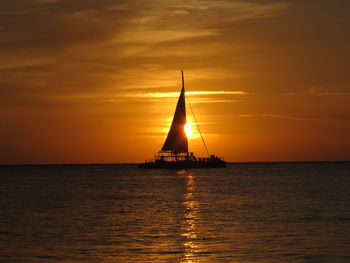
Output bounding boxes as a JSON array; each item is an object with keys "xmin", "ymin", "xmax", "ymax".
[
  {"xmin": 126, "ymin": 90, "xmax": 249, "ymax": 98},
  {"xmin": 116, "ymin": 29, "xmax": 218, "ymax": 44},
  {"xmin": 238, "ymin": 113, "xmax": 333, "ymax": 121},
  {"xmin": 190, "ymin": 99, "xmax": 240, "ymax": 104},
  {"xmin": 283, "ymin": 92, "xmax": 350, "ymax": 97}
]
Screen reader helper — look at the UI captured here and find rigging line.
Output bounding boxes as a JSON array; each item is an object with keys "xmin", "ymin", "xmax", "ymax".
[{"xmin": 185, "ymin": 93, "xmax": 210, "ymax": 157}]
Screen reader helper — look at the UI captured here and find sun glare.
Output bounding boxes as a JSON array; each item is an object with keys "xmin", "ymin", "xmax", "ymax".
[{"xmin": 185, "ymin": 123, "xmax": 193, "ymax": 138}]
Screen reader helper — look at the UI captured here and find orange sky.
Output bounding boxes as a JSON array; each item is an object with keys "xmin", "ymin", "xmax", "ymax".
[{"xmin": 1, "ymin": 0, "xmax": 350, "ymax": 164}]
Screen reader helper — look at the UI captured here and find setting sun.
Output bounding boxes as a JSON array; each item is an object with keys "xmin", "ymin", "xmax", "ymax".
[{"xmin": 185, "ymin": 123, "xmax": 193, "ymax": 138}]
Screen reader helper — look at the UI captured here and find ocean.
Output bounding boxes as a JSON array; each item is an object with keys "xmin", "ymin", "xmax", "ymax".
[{"xmin": 1, "ymin": 162, "xmax": 349, "ymax": 262}]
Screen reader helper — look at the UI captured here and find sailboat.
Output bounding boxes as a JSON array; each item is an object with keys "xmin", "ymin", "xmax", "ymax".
[{"xmin": 138, "ymin": 71, "xmax": 226, "ymax": 169}]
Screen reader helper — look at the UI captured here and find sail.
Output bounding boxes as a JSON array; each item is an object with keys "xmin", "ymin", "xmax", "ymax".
[{"xmin": 161, "ymin": 71, "xmax": 188, "ymax": 153}]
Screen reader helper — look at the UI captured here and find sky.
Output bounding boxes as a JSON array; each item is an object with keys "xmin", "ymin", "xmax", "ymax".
[{"xmin": 0, "ymin": 0, "xmax": 349, "ymax": 164}]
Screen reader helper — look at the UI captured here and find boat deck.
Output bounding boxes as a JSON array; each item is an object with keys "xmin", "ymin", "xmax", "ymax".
[{"xmin": 138, "ymin": 159, "xmax": 226, "ymax": 169}]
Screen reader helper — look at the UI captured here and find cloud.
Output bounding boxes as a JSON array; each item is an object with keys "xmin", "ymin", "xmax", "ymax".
[
  {"xmin": 127, "ymin": 90, "xmax": 249, "ymax": 98},
  {"xmin": 283, "ymin": 92, "xmax": 350, "ymax": 97},
  {"xmin": 116, "ymin": 29, "xmax": 218, "ymax": 44},
  {"xmin": 189, "ymin": 99, "xmax": 240, "ymax": 104},
  {"xmin": 238, "ymin": 113, "xmax": 342, "ymax": 122}
]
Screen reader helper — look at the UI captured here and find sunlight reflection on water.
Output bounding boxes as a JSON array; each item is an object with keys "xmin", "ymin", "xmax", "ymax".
[
  {"xmin": 1, "ymin": 163, "xmax": 350, "ymax": 262},
  {"xmin": 179, "ymin": 171, "xmax": 201, "ymax": 263}
]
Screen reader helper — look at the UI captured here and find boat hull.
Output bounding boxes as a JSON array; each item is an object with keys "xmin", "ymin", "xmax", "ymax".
[{"xmin": 138, "ymin": 160, "xmax": 226, "ymax": 169}]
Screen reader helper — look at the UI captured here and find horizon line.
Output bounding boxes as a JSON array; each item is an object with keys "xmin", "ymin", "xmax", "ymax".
[{"xmin": 0, "ymin": 160, "xmax": 349, "ymax": 166}]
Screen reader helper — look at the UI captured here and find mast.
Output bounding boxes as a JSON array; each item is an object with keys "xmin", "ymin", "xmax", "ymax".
[{"xmin": 181, "ymin": 70, "xmax": 184, "ymax": 90}]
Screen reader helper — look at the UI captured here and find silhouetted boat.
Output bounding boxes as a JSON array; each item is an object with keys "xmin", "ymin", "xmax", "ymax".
[{"xmin": 138, "ymin": 71, "xmax": 226, "ymax": 169}]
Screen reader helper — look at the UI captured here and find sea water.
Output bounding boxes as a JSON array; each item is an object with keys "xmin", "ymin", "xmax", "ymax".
[{"xmin": 1, "ymin": 162, "xmax": 349, "ymax": 262}]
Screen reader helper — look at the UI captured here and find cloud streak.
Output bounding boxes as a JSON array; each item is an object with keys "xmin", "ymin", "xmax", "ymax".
[
  {"xmin": 283, "ymin": 92, "xmax": 350, "ymax": 97},
  {"xmin": 238, "ymin": 113, "xmax": 344, "ymax": 122},
  {"xmin": 126, "ymin": 90, "xmax": 249, "ymax": 98}
]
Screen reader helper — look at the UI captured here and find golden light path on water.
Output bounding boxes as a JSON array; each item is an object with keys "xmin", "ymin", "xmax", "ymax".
[{"xmin": 177, "ymin": 170, "xmax": 201, "ymax": 263}]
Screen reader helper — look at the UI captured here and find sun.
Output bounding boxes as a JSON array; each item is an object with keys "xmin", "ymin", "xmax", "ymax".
[{"xmin": 184, "ymin": 123, "xmax": 193, "ymax": 138}]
